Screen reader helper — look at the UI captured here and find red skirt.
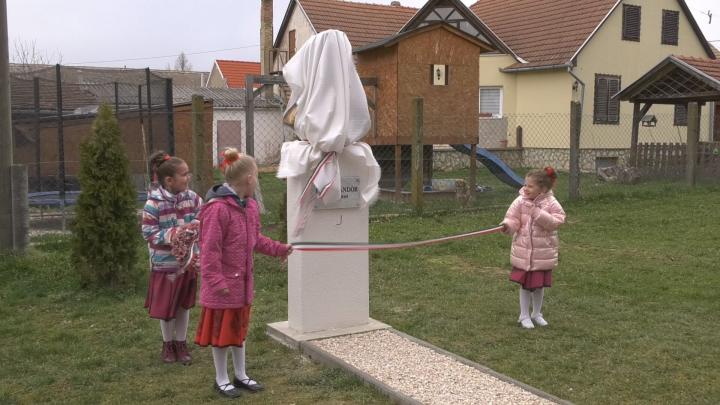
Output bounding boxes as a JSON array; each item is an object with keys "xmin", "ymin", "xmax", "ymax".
[
  {"xmin": 510, "ymin": 267, "xmax": 552, "ymax": 290},
  {"xmin": 144, "ymin": 271, "xmax": 197, "ymax": 320},
  {"xmin": 194, "ymin": 306, "xmax": 252, "ymax": 348}
]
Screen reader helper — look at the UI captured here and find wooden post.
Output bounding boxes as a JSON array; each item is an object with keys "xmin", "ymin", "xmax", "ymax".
[
  {"xmin": 515, "ymin": 126, "xmax": 523, "ymax": 149},
  {"xmin": 468, "ymin": 144, "xmax": 477, "ymax": 202},
  {"xmin": 686, "ymin": 101, "xmax": 700, "ymax": 186},
  {"xmin": 631, "ymin": 103, "xmax": 652, "ymax": 167},
  {"xmin": 394, "ymin": 144, "xmax": 402, "ymax": 202},
  {"xmin": 411, "ymin": 98, "xmax": 423, "ymax": 214},
  {"xmin": 569, "ymin": 101, "xmax": 581, "ymax": 201},
  {"xmin": 245, "ymin": 75, "xmax": 255, "ymax": 157},
  {"xmin": 114, "ymin": 81, "xmax": 119, "ymax": 116},
  {"xmin": 630, "ymin": 102, "xmax": 640, "ymax": 166},
  {"xmin": 191, "ymin": 95, "xmax": 209, "ymax": 195}
]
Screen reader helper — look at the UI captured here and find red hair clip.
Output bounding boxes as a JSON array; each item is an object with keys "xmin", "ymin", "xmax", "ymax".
[
  {"xmin": 544, "ymin": 166, "xmax": 557, "ymax": 185},
  {"xmin": 162, "ymin": 154, "xmax": 171, "ymax": 161},
  {"xmin": 218, "ymin": 150, "xmax": 238, "ymax": 171}
]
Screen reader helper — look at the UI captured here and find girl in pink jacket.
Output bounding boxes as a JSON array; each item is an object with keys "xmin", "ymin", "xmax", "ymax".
[
  {"xmin": 501, "ymin": 167, "xmax": 566, "ymax": 329},
  {"xmin": 195, "ymin": 148, "xmax": 292, "ymax": 398}
]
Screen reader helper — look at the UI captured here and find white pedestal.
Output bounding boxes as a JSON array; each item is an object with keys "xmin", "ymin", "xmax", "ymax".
[{"xmin": 286, "ymin": 165, "xmax": 371, "ymax": 334}]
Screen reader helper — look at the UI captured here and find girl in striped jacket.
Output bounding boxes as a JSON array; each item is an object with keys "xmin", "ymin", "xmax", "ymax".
[{"xmin": 142, "ymin": 151, "xmax": 203, "ymax": 364}]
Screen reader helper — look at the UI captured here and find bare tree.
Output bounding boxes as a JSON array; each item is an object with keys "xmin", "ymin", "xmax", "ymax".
[
  {"xmin": 173, "ymin": 52, "xmax": 192, "ymax": 71},
  {"xmin": 12, "ymin": 39, "xmax": 62, "ymax": 73}
]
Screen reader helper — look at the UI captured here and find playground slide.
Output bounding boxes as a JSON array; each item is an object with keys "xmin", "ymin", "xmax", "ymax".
[{"xmin": 450, "ymin": 144, "xmax": 524, "ymax": 189}]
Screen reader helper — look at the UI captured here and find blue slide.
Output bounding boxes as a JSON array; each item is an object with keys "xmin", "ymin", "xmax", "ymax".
[{"xmin": 450, "ymin": 144, "xmax": 524, "ymax": 189}]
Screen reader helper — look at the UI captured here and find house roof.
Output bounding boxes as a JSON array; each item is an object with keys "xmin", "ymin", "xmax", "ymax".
[
  {"xmin": 276, "ymin": 0, "xmax": 418, "ymax": 49},
  {"xmin": 214, "ymin": 60, "xmax": 261, "ymax": 88},
  {"xmin": 469, "ymin": 0, "xmax": 715, "ymax": 72},
  {"xmin": 355, "ymin": 22, "xmax": 494, "ymax": 53},
  {"xmin": 615, "ymin": 55, "xmax": 720, "ymax": 104},
  {"xmin": 172, "ymin": 86, "xmax": 282, "ymax": 108}
]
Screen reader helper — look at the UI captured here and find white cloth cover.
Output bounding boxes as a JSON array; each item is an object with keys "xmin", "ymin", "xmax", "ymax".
[{"xmin": 278, "ymin": 30, "xmax": 380, "ymax": 236}]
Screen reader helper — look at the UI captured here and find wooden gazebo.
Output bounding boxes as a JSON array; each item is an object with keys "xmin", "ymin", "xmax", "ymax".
[{"xmin": 615, "ymin": 55, "xmax": 720, "ymax": 185}]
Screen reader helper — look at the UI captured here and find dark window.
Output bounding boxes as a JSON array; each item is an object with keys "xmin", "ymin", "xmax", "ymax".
[
  {"xmin": 622, "ymin": 4, "xmax": 641, "ymax": 41},
  {"xmin": 674, "ymin": 104, "xmax": 687, "ymax": 126},
  {"xmin": 594, "ymin": 74, "xmax": 621, "ymax": 125},
  {"xmin": 662, "ymin": 10, "xmax": 680, "ymax": 45},
  {"xmin": 289, "ymin": 30, "xmax": 296, "ymax": 58}
]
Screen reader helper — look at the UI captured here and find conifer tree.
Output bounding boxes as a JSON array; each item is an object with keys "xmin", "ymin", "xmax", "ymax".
[{"xmin": 72, "ymin": 104, "xmax": 139, "ymax": 288}]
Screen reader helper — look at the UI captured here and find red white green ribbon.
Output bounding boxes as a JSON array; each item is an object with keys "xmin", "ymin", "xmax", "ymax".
[{"xmin": 292, "ymin": 225, "xmax": 504, "ymax": 252}]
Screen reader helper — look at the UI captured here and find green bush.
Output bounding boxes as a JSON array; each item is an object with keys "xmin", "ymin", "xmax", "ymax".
[{"xmin": 72, "ymin": 104, "xmax": 140, "ymax": 288}]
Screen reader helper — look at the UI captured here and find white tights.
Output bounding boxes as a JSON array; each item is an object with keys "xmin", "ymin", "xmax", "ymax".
[
  {"xmin": 211, "ymin": 342, "xmax": 257, "ymax": 390},
  {"xmin": 159, "ymin": 308, "xmax": 190, "ymax": 342},
  {"xmin": 519, "ymin": 287, "xmax": 545, "ymax": 320}
]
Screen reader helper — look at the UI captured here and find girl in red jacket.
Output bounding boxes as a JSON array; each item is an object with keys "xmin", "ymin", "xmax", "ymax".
[
  {"xmin": 501, "ymin": 167, "xmax": 566, "ymax": 329},
  {"xmin": 195, "ymin": 148, "xmax": 292, "ymax": 398}
]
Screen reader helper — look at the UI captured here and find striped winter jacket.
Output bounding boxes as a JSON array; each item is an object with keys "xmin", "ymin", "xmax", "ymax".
[{"xmin": 142, "ymin": 186, "xmax": 203, "ymax": 273}]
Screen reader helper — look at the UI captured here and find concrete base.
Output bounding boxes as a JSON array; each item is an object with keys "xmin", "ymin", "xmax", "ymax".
[{"xmin": 266, "ymin": 318, "xmax": 391, "ymax": 350}]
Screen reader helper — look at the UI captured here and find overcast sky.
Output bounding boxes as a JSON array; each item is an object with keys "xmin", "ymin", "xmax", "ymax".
[{"xmin": 6, "ymin": 0, "xmax": 720, "ymax": 72}]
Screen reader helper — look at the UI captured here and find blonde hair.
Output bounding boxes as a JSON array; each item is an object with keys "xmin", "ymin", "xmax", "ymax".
[
  {"xmin": 220, "ymin": 147, "xmax": 256, "ymax": 183},
  {"xmin": 525, "ymin": 167, "xmax": 557, "ymax": 190}
]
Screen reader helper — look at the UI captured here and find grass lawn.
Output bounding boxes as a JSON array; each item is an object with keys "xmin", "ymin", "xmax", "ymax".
[{"xmin": 2, "ymin": 177, "xmax": 719, "ymax": 404}]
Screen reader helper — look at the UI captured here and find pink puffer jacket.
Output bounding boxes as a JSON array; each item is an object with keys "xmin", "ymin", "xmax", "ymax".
[
  {"xmin": 502, "ymin": 188, "xmax": 566, "ymax": 271},
  {"xmin": 198, "ymin": 187, "xmax": 289, "ymax": 309}
]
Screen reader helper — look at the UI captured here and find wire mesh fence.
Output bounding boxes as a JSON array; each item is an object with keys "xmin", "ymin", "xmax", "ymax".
[{"xmin": 10, "ymin": 66, "xmax": 720, "ymax": 232}]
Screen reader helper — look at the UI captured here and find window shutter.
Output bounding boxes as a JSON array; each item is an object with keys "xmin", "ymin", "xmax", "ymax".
[
  {"xmin": 674, "ymin": 104, "xmax": 687, "ymax": 126},
  {"xmin": 594, "ymin": 77, "xmax": 608, "ymax": 123},
  {"xmin": 479, "ymin": 88, "xmax": 502, "ymax": 117},
  {"xmin": 607, "ymin": 78, "xmax": 620, "ymax": 123},
  {"xmin": 662, "ymin": 10, "xmax": 679, "ymax": 45},
  {"xmin": 594, "ymin": 74, "xmax": 621, "ymax": 124},
  {"xmin": 623, "ymin": 4, "xmax": 641, "ymax": 41}
]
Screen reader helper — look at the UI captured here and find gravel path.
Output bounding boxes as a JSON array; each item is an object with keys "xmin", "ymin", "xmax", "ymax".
[{"xmin": 313, "ymin": 329, "xmax": 557, "ymax": 405}]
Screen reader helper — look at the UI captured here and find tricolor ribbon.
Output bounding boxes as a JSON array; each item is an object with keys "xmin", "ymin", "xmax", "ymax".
[{"xmin": 292, "ymin": 226, "xmax": 504, "ymax": 252}]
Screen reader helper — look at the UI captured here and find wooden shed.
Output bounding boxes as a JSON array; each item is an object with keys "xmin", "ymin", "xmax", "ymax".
[{"xmin": 356, "ymin": 23, "xmax": 495, "ymax": 146}]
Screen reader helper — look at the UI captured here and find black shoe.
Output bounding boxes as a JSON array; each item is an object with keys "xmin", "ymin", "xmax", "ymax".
[
  {"xmin": 233, "ymin": 377, "xmax": 264, "ymax": 392},
  {"xmin": 214, "ymin": 382, "xmax": 243, "ymax": 398}
]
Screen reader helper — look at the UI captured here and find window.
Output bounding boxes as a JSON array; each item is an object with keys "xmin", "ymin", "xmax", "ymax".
[
  {"xmin": 662, "ymin": 10, "xmax": 679, "ymax": 45},
  {"xmin": 674, "ymin": 104, "xmax": 687, "ymax": 126},
  {"xmin": 479, "ymin": 87, "xmax": 502, "ymax": 118},
  {"xmin": 622, "ymin": 4, "xmax": 641, "ymax": 41},
  {"xmin": 594, "ymin": 74, "xmax": 621, "ymax": 125},
  {"xmin": 289, "ymin": 30, "xmax": 296, "ymax": 58}
]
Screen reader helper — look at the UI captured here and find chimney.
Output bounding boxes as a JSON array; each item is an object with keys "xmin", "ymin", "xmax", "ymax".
[
  {"xmin": 391, "ymin": 1, "xmax": 401, "ymax": 6},
  {"xmin": 260, "ymin": 0, "xmax": 273, "ymax": 76}
]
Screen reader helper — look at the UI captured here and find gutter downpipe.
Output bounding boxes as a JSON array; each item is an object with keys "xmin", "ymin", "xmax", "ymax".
[{"xmin": 567, "ymin": 66, "xmax": 585, "ymax": 117}]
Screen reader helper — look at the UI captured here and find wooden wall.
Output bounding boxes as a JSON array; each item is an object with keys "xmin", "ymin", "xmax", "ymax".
[{"xmin": 356, "ymin": 26, "xmax": 480, "ymax": 146}]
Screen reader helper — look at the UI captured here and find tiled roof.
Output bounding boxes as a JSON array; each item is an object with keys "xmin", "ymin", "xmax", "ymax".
[
  {"xmin": 298, "ymin": 0, "xmax": 418, "ymax": 48},
  {"xmin": 215, "ymin": 60, "xmax": 261, "ymax": 88},
  {"xmin": 470, "ymin": 0, "xmax": 617, "ymax": 69},
  {"xmin": 675, "ymin": 56, "xmax": 720, "ymax": 83},
  {"xmin": 172, "ymin": 86, "xmax": 282, "ymax": 108},
  {"xmin": 10, "ymin": 76, "xmax": 99, "ymax": 112}
]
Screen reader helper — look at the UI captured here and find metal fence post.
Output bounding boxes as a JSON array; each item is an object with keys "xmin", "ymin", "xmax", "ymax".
[
  {"xmin": 245, "ymin": 75, "xmax": 255, "ymax": 157},
  {"xmin": 191, "ymin": 95, "xmax": 209, "ymax": 195},
  {"xmin": 165, "ymin": 78, "xmax": 175, "ymax": 155},
  {"xmin": 411, "ymin": 98, "xmax": 424, "ymax": 214},
  {"xmin": 33, "ymin": 77, "xmax": 41, "ymax": 192},
  {"xmin": 569, "ymin": 101, "xmax": 581, "ymax": 201},
  {"xmin": 145, "ymin": 68, "xmax": 154, "ymax": 151},
  {"xmin": 55, "ymin": 64, "xmax": 66, "ymax": 231}
]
